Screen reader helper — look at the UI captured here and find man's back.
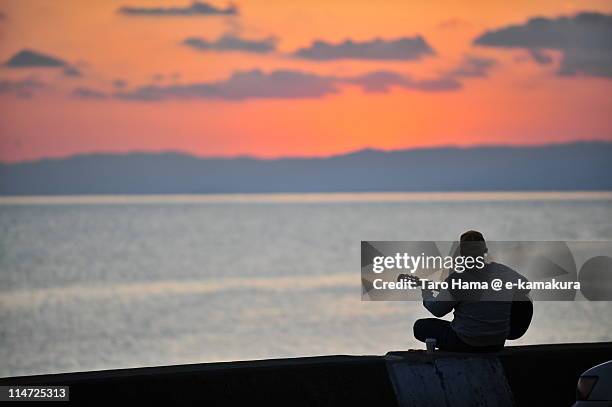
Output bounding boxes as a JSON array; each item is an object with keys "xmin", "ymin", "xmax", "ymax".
[{"xmin": 450, "ymin": 262, "xmax": 526, "ymax": 346}]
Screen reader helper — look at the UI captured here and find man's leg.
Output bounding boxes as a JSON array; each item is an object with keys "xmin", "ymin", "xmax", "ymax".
[
  {"xmin": 414, "ymin": 318, "xmax": 504, "ymax": 352},
  {"xmin": 413, "ymin": 318, "xmax": 450, "ymax": 344}
]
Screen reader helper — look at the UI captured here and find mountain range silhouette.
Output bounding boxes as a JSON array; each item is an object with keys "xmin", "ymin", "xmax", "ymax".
[{"xmin": 1, "ymin": 142, "xmax": 610, "ymax": 195}]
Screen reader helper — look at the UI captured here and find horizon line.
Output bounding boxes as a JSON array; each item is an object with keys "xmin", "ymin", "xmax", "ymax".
[{"xmin": 2, "ymin": 191, "xmax": 612, "ymax": 205}]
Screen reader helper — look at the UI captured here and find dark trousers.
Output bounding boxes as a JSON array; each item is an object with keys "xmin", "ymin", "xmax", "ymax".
[{"xmin": 413, "ymin": 318, "xmax": 504, "ymax": 353}]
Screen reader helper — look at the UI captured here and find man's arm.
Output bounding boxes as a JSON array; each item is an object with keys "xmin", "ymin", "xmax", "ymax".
[
  {"xmin": 422, "ymin": 282, "xmax": 457, "ymax": 317},
  {"xmin": 397, "ymin": 273, "xmax": 457, "ymax": 317},
  {"xmin": 513, "ymin": 271, "xmax": 531, "ymax": 299}
]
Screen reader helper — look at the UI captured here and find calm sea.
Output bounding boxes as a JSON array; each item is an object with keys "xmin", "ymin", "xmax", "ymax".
[{"xmin": 1, "ymin": 192, "xmax": 612, "ymax": 377}]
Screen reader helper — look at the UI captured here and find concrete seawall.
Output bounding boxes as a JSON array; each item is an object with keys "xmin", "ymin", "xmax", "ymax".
[{"xmin": 1, "ymin": 342, "xmax": 611, "ymax": 406}]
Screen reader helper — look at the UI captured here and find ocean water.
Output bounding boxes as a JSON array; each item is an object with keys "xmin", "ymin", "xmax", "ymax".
[{"xmin": 1, "ymin": 192, "xmax": 612, "ymax": 377}]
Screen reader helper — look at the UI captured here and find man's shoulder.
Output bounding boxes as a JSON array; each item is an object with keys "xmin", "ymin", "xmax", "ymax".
[
  {"xmin": 488, "ymin": 262, "xmax": 529, "ymax": 282},
  {"xmin": 487, "ymin": 261, "xmax": 512, "ymax": 270}
]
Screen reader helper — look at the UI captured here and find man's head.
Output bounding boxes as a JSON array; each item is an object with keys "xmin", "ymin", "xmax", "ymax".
[{"xmin": 459, "ymin": 230, "xmax": 488, "ymax": 257}]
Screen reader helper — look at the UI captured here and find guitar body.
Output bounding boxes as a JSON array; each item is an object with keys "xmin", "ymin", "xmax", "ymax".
[{"xmin": 508, "ymin": 294, "xmax": 533, "ymax": 340}]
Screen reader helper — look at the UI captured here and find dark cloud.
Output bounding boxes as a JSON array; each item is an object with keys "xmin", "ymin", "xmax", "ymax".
[
  {"xmin": 343, "ymin": 71, "xmax": 409, "ymax": 92},
  {"xmin": 183, "ymin": 34, "xmax": 276, "ymax": 53},
  {"xmin": 0, "ymin": 78, "xmax": 44, "ymax": 98},
  {"xmin": 116, "ymin": 70, "xmax": 339, "ymax": 101},
  {"xmin": 0, "ymin": 12, "xmax": 6, "ymax": 20},
  {"xmin": 293, "ymin": 36, "xmax": 435, "ymax": 61},
  {"xmin": 118, "ymin": 1, "xmax": 237, "ymax": 16},
  {"xmin": 558, "ymin": 47, "xmax": 612, "ymax": 77},
  {"xmin": 528, "ymin": 49, "xmax": 553, "ymax": 65},
  {"xmin": 411, "ymin": 77, "xmax": 463, "ymax": 92},
  {"xmin": 344, "ymin": 71, "xmax": 461, "ymax": 92},
  {"xmin": 72, "ymin": 87, "xmax": 108, "ymax": 99},
  {"xmin": 337, "ymin": 57, "xmax": 490, "ymax": 94},
  {"xmin": 63, "ymin": 66, "xmax": 82, "ymax": 77},
  {"xmin": 473, "ymin": 12, "xmax": 612, "ymax": 78},
  {"xmin": 446, "ymin": 55, "xmax": 497, "ymax": 78},
  {"xmin": 4, "ymin": 50, "xmax": 84, "ymax": 78},
  {"xmin": 114, "ymin": 68, "xmax": 461, "ymax": 101},
  {"xmin": 5, "ymin": 49, "xmax": 66, "ymax": 68}
]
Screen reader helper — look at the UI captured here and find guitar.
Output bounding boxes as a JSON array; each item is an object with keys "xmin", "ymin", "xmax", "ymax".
[{"xmin": 508, "ymin": 293, "xmax": 533, "ymax": 340}]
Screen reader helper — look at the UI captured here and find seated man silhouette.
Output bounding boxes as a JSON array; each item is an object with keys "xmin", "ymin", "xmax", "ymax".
[{"xmin": 411, "ymin": 230, "xmax": 530, "ymax": 352}]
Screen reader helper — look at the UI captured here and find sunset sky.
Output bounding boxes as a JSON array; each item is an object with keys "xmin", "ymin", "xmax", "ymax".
[{"xmin": 0, "ymin": 0, "xmax": 611, "ymax": 163}]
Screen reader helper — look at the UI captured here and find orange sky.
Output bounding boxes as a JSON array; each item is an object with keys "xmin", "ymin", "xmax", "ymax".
[{"xmin": 0, "ymin": 0, "xmax": 611, "ymax": 162}]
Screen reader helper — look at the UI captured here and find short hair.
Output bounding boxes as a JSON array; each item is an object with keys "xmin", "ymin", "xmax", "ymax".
[{"xmin": 459, "ymin": 230, "xmax": 488, "ymax": 257}]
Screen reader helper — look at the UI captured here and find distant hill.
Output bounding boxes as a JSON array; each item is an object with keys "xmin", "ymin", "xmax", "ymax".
[{"xmin": 1, "ymin": 142, "xmax": 611, "ymax": 195}]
